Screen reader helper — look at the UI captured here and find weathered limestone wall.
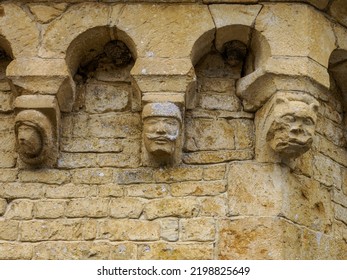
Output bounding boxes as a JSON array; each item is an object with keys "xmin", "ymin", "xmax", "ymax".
[{"xmin": 1, "ymin": 0, "xmax": 347, "ymax": 259}]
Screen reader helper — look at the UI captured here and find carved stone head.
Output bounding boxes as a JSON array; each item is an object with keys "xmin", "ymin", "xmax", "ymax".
[
  {"xmin": 142, "ymin": 102, "xmax": 182, "ymax": 166},
  {"xmin": 15, "ymin": 110, "xmax": 54, "ymax": 166},
  {"xmin": 265, "ymin": 93, "xmax": 319, "ymax": 159}
]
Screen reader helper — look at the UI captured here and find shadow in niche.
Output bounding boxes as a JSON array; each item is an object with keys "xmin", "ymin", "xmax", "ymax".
[
  {"xmin": 328, "ymin": 49, "xmax": 347, "ymax": 145},
  {"xmin": 72, "ymin": 39, "xmax": 135, "ymax": 112}
]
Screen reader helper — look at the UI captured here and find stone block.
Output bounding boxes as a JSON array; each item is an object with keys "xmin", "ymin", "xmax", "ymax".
[
  {"xmin": 200, "ymin": 196, "xmax": 228, "ymax": 217},
  {"xmin": 33, "ymin": 200, "xmax": 66, "ymax": 219},
  {"xmin": 98, "ymin": 184, "xmax": 124, "ymax": 198},
  {"xmin": 180, "ymin": 218, "xmax": 216, "ymax": 241},
  {"xmin": 0, "ymin": 151, "xmax": 15, "ymax": 168},
  {"xmin": 300, "ymin": 229, "xmax": 337, "ymax": 259},
  {"xmin": 0, "ymin": 3, "xmax": 39, "ymax": 58},
  {"xmin": 228, "ymin": 163, "xmax": 282, "ymax": 216},
  {"xmin": 19, "ymin": 169, "xmax": 70, "ymax": 185},
  {"xmin": 61, "ymin": 113, "xmax": 89, "ymax": 138},
  {"xmin": 138, "ymin": 242, "xmax": 214, "ymax": 260},
  {"xmin": 0, "ymin": 169, "xmax": 18, "ymax": 182},
  {"xmin": 209, "ymin": 4, "xmax": 262, "ymax": 50},
  {"xmin": 88, "ymin": 113, "xmax": 141, "ymax": 139},
  {"xmin": 45, "ymin": 183, "xmax": 97, "ymax": 199},
  {"xmin": 58, "ymin": 153, "xmax": 98, "ymax": 169},
  {"xmin": 199, "ymin": 93, "xmax": 241, "ymax": 111},
  {"xmin": 0, "ymin": 91, "xmax": 12, "ymax": 113},
  {"xmin": 255, "ymin": 4, "xmax": 335, "ymax": 67},
  {"xmin": 28, "ymin": 3, "xmax": 67, "ymax": 24},
  {"xmin": 0, "ymin": 115, "xmax": 14, "ymax": 132},
  {"xmin": 183, "ymin": 150, "xmax": 254, "ymax": 164},
  {"xmin": 0, "ymin": 198, "xmax": 7, "ymax": 216},
  {"xmin": 116, "ymin": 168, "xmax": 154, "ymax": 185},
  {"xmin": 217, "ymin": 217, "xmax": 300, "ymax": 259},
  {"xmin": 98, "ymin": 219, "xmax": 160, "ymax": 241},
  {"xmin": 85, "ymin": 83, "xmax": 130, "ymax": 113},
  {"xmin": 316, "ymin": 116, "xmax": 345, "ymax": 147},
  {"xmin": 313, "ymin": 153, "xmax": 342, "ymax": 188},
  {"xmin": 115, "ymin": 4, "xmax": 214, "ymax": 60},
  {"xmin": 318, "ymin": 136, "xmax": 347, "ymax": 168},
  {"xmin": 171, "ymin": 180, "xmax": 226, "ymax": 197},
  {"xmin": 342, "ymin": 168, "xmax": 347, "ymax": 195},
  {"xmin": 230, "ymin": 119, "xmax": 255, "ymax": 149},
  {"xmin": 33, "ymin": 241, "xmax": 125, "ymax": 260},
  {"xmin": 0, "ymin": 243, "xmax": 33, "ymax": 260},
  {"xmin": 41, "ymin": 3, "xmax": 111, "ymax": 59},
  {"xmin": 65, "ymin": 198, "xmax": 109, "ymax": 218},
  {"xmin": 154, "ymin": 166, "xmax": 203, "ymax": 183},
  {"xmin": 160, "ymin": 218, "xmax": 179, "ymax": 242},
  {"xmin": 109, "ymin": 242, "xmax": 138, "ymax": 260},
  {"xmin": 335, "ymin": 204, "xmax": 347, "ymax": 225},
  {"xmin": 126, "ymin": 184, "xmax": 169, "ymax": 199},
  {"xmin": 5, "ymin": 200, "xmax": 33, "ymax": 220},
  {"xmin": 72, "ymin": 168, "xmax": 113, "ymax": 185},
  {"xmin": 61, "ymin": 137, "xmax": 123, "ymax": 153},
  {"xmin": 0, "ymin": 183, "xmax": 45, "ymax": 199},
  {"xmin": 109, "ymin": 197, "xmax": 144, "ymax": 218},
  {"xmin": 0, "ymin": 220, "xmax": 19, "ymax": 241},
  {"xmin": 282, "ymin": 174, "xmax": 333, "ymax": 232},
  {"xmin": 185, "ymin": 118, "xmax": 235, "ymax": 152},
  {"xmin": 144, "ymin": 198, "xmax": 200, "ymax": 220},
  {"xmin": 0, "ymin": 131, "xmax": 15, "ymax": 151},
  {"xmin": 202, "ymin": 164, "xmax": 226, "ymax": 180},
  {"xmin": 329, "ymin": 0, "xmax": 347, "ymax": 28},
  {"xmin": 97, "ymin": 150, "xmax": 141, "ymax": 168},
  {"xmin": 198, "ymin": 77, "xmax": 235, "ymax": 94},
  {"xmin": 20, "ymin": 219, "xmax": 95, "ymax": 242}
]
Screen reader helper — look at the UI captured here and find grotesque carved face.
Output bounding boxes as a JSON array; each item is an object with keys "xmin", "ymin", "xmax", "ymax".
[
  {"xmin": 143, "ymin": 116, "xmax": 181, "ymax": 157},
  {"xmin": 17, "ymin": 123, "xmax": 43, "ymax": 158},
  {"xmin": 266, "ymin": 99, "xmax": 318, "ymax": 158}
]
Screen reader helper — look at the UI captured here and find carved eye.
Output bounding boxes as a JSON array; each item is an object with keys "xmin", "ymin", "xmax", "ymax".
[
  {"xmin": 303, "ymin": 118, "xmax": 314, "ymax": 126},
  {"xmin": 281, "ymin": 115, "xmax": 295, "ymax": 123}
]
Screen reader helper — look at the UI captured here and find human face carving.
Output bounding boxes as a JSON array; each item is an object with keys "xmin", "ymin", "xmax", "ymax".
[
  {"xmin": 267, "ymin": 101, "xmax": 317, "ymax": 158},
  {"xmin": 17, "ymin": 124, "xmax": 43, "ymax": 158},
  {"xmin": 143, "ymin": 117, "xmax": 180, "ymax": 157}
]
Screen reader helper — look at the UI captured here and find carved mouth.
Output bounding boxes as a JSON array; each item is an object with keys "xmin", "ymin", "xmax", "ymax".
[{"xmin": 153, "ymin": 137, "xmax": 170, "ymax": 144}]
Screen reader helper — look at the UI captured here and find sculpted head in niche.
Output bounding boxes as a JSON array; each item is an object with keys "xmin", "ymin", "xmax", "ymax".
[
  {"xmin": 142, "ymin": 102, "xmax": 182, "ymax": 164},
  {"xmin": 265, "ymin": 93, "xmax": 319, "ymax": 159},
  {"xmin": 15, "ymin": 110, "xmax": 54, "ymax": 166}
]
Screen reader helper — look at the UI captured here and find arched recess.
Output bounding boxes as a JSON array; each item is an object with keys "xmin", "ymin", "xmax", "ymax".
[
  {"xmin": 328, "ymin": 49, "xmax": 347, "ymax": 133},
  {"xmin": 188, "ymin": 24, "xmax": 271, "ymax": 110},
  {"xmin": 61, "ymin": 26, "xmax": 138, "ymax": 112},
  {"xmin": 60, "ymin": 26, "xmax": 141, "ymax": 169},
  {"xmin": 183, "ymin": 25, "xmax": 269, "ymax": 165},
  {"xmin": 0, "ymin": 35, "xmax": 14, "ymax": 112}
]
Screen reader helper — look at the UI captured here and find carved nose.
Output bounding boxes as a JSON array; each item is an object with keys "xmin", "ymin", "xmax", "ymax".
[
  {"xmin": 155, "ymin": 124, "xmax": 166, "ymax": 134},
  {"xmin": 290, "ymin": 125, "xmax": 304, "ymax": 134}
]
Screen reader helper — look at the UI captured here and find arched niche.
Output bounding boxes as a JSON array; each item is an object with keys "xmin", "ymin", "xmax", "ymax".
[
  {"xmin": 328, "ymin": 49, "xmax": 347, "ymax": 105},
  {"xmin": 188, "ymin": 25, "xmax": 270, "ymax": 110},
  {"xmin": 65, "ymin": 26, "xmax": 137, "ymax": 78},
  {"xmin": 0, "ymin": 35, "xmax": 14, "ymax": 112},
  {"xmin": 60, "ymin": 27, "xmax": 141, "ymax": 169},
  {"xmin": 62, "ymin": 26, "xmax": 138, "ymax": 113},
  {"xmin": 328, "ymin": 48, "xmax": 347, "ymax": 132}
]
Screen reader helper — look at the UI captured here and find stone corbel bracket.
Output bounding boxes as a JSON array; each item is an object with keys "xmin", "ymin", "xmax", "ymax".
[
  {"xmin": 236, "ymin": 56, "xmax": 329, "ymax": 112},
  {"xmin": 6, "ymin": 58, "xmax": 76, "ymax": 112},
  {"xmin": 236, "ymin": 57, "xmax": 324, "ymax": 163},
  {"xmin": 141, "ymin": 92, "xmax": 185, "ymax": 167},
  {"xmin": 14, "ymin": 95, "xmax": 60, "ymax": 168}
]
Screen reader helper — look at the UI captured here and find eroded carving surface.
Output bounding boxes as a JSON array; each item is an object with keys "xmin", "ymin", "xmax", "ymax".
[
  {"xmin": 15, "ymin": 110, "xmax": 54, "ymax": 166},
  {"xmin": 142, "ymin": 102, "xmax": 182, "ymax": 166},
  {"xmin": 265, "ymin": 93, "xmax": 319, "ymax": 159}
]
